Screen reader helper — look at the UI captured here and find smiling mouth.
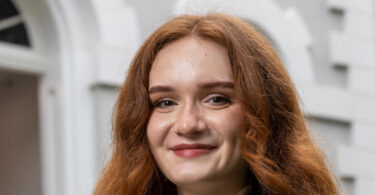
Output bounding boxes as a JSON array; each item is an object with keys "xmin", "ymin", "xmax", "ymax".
[{"xmin": 171, "ymin": 144, "xmax": 217, "ymax": 158}]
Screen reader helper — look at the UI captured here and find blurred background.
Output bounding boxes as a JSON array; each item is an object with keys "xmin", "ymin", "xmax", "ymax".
[{"xmin": 0, "ymin": 0, "xmax": 374, "ymax": 194}]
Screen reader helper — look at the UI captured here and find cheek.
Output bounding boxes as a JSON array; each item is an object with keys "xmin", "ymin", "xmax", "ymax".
[
  {"xmin": 206, "ymin": 104, "xmax": 245, "ymax": 139},
  {"xmin": 146, "ymin": 112, "xmax": 173, "ymax": 149}
]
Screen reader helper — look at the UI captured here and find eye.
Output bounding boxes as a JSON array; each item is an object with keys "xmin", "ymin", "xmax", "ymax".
[
  {"xmin": 207, "ymin": 95, "xmax": 231, "ymax": 105},
  {"xmin": 154, "ymin": 99, "xmax": 177, "ymax": 108}
]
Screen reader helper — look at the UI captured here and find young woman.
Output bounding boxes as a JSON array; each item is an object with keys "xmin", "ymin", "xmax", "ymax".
[{"xmin": 94, "ymin": 13, "xmax": 339, "ymax": 195}]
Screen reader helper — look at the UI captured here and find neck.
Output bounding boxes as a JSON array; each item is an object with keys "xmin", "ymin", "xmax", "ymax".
[{"xmin": 177, "ymin": 172, "xmax": 248, "ymax": 195}]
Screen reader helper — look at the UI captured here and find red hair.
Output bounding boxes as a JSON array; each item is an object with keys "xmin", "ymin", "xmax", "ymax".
[{"xmin": 94, "ymin": 13, "xmax": 339, "ymax": 194}]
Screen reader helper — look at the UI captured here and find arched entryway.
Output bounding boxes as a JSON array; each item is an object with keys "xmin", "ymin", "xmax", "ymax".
[
  {"xmin": 1, "ymin": 0, "xmax": 80, "ymax": 194},
  {"xmin": 0, "ymin": 0, "xmax": 42, "ymax": 194}
]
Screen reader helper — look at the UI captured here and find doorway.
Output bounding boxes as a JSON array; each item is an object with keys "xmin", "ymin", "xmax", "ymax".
[{"xmin": 0, "ymin": 70, "xmax": 41, "ymax": 195}]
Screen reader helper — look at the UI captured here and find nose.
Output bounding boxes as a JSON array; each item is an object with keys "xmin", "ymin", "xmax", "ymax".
[{"xmin": 175, "ymin": 102, "xmax": 207, "ymax": 137}]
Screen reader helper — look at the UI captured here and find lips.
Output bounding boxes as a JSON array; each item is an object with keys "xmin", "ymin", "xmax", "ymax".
[{"xmin": 171, "ymin": 144, "xmax": 217, "ymax": 158}]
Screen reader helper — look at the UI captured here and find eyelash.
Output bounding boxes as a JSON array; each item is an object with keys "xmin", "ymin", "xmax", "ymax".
[
  {"xmin": 153, "ymin": 95, "xmax": 231, "ymax": 108},
  {"xmin": 206, "ymin": 95, "xmax": 232, "ymax": 105},
  {"xmin": 154, "ymin": 99, "xmax": 177, "ymax": 108}
]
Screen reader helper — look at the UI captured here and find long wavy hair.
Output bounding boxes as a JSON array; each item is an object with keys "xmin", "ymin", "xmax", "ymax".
[{"xmin": 94, "ymin": 13, "xmax": 339, "ymax": 195}]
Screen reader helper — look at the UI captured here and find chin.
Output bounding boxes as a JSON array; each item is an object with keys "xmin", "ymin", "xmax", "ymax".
[{"xmin": 168, "ymin": 168, "xmax": 214, "ymax": 185}]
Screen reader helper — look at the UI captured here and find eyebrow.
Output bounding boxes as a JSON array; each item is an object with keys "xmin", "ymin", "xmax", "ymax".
[
  {"xmin": 148, "ymin": 86, "xmax": 175, "ymax": 94},
  {"xmin": 198, "ymin": 81, "xmax": 234, "ymax": 89},
  {"xmin": 148, "ymin": 81, "xmax": 234, "ymax": 94}
]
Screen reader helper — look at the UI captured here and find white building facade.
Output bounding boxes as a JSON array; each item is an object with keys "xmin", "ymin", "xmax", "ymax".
[{"xmin": 0, "ymin": 0, "xmax": 374, "ymax": 194}]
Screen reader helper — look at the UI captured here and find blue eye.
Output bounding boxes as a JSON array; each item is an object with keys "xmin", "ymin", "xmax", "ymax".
[
  {"xmin": 154, "ymin": 99, "xmax": 177, "ymax": 108},
  {"xmin": 208, "ymin": 96, "xmax": 231, "ymax": 105}
]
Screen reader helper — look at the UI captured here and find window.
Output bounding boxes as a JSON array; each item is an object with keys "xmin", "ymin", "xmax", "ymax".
[{"xmin": 0, "ymin": 0, "xmax": 30, "ymax": 47}]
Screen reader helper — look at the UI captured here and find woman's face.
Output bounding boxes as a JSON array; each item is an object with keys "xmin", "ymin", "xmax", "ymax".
[{"xmin": 147, "ymin": 36, "xmax": 248, "ymax": 187}]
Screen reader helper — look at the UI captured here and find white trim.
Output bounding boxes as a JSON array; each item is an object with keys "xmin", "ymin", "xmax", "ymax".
[
  {"xmin": 13, "ymin": 0, "xmax": 71, "ymax": 194},
  {"xmin": 0, "ymin": 15, "xmax": 22, "ymax": 31},
  {"xmin": 0, "ymin": 42, "xmax": 46, "ymax": 74},
  {"xmin": 38, "ymin": 81, "xmax": 59, "ymax": 195}
]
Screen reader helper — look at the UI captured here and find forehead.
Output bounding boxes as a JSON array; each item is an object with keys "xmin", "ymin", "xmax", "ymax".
[{"xmin": 149, "ymin": 36, "xmax": 233, "ymax": 86}]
